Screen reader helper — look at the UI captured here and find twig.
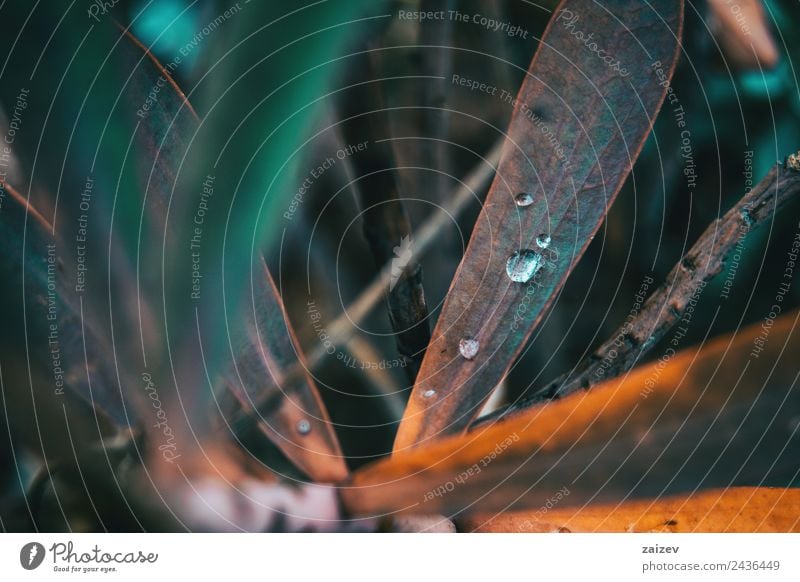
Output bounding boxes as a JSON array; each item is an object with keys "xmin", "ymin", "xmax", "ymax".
[
  {"xmin": 338, "ymin": 48, "xmax": 431, "ymax": 381},
  {"xmin": 0, "ymin": 179, "xmax": 52, "ymax": 232},
  {"xmin": 477, "ymin": 153, "xmax": 800, "ymax": 425},
  {"xmin": 305, "ymin": 138, "xmax": 502, "ymax": 369}
]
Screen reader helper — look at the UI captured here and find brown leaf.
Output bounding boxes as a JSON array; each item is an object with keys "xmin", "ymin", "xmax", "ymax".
[
  {"xmin": 462, "ymin": 487, "xmax": 800, "ymax": 532},
  {"xmin": 0, "ymin": 181, "xmax": 122, "ymax": 460},
  {"xmin": 224, "ymin": 258, "xmax": 348, "ymax": 483},
  {"xmin": 394, "ymin": 0, "xmax": 684, "ymax": 450},
  {"xmin": 708, "ymin": 0, "xmax": 779, "ymax": 70}
]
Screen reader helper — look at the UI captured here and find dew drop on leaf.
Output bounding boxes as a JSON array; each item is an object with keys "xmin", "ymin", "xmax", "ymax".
[
  {"xmin": 506, "ymin": 249, "xmax": 544, "ymax": 283},
  {"xmin": 514, "ymin": 192, "xmax": 534, "ymax": 207},
  {"xmin": 422, "ymin": 389, "xmax": 437, "ymax": 399},
  {"xmin": 297, "ymin": 419, "xmax": 312, "ymax": 435},
  {"xmin": 536, "ymin": 234, "xmax": 551, "ymax": 249},
  {"xmin": 458, "ymin": 337, "xmax": 480, "ymax": 360}
]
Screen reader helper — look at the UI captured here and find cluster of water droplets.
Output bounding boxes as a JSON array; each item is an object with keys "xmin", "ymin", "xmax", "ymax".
[
  {"xmin": 506, "ymin": 192, "xmax": 552, "ymax": 283},
  {"xmin": 419, "ymin": 191, "xmax": 557, "ymax": 400}
]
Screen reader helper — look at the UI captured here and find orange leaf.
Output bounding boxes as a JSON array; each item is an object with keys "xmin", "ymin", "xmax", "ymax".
[
  {"xmin": 462, "ymin": 487, "xmax": 800, "ymax": 532},
  {"xmin": 707, "ymin": 0, "xmax": 779, "ymax": 70},
  {"xmin": 344, "ymin": 311, "xmax": 800, "ymax": 518}
]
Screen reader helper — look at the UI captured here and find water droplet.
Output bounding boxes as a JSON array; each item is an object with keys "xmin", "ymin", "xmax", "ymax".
[
  {"xmin": 514, "ymin": 192, "xmax": 534, "ymax": 207},
  {"xmin": 506, "ymin": 249, "xmax": 544, "ymax": 283},
  {"xmin": 422, "ymin": 389, "xmax": 436, "ymax": 399},
  {"xmin": 296, "ymin": 419, "xmax": 311, "ymax": 435},
  {"xmin": 458, "ymin": 337, "xmax": 479, "ymax": 360},
  {"xmin": 536, "ymin": 234, "xmax": 551, "ymax": 249}
]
